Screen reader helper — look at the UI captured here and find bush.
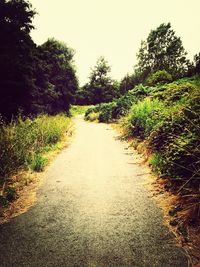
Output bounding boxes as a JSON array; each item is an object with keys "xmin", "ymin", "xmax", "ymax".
[
  {"xmin": 126, "ymin": 98, "xmax": 165, "ymax": 138},
  {"xmin": 149, "ymin": 93, "xmax": 200, "ymax": 184},
  {"xmin": 85, "ymin": 112, "xmax": 99, "ymax": 122},
  {"xmin": 146, "ymin": 70, "xmax": 173, "ymax": 86},
  {"xmin": 150, "ymin": 81, "xmax": 197, "ymax": 104},
  {"xmin": 30, "ymin": 155, "xmax": 48, "ymax": 172},
  {"xmin": 98, "ymin": 102, "xmax": 117, "ymax": 123},
  {"xmin": 84, "ymin": 105, "xmax": 102, "ymax": 120},
  {"xmin": 123, "ymin": 80, "xmax": 200, "ymax": 190}
]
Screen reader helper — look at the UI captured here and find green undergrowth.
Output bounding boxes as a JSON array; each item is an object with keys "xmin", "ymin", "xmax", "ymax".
[
  {"xmin": 0, "ymin": 114, "xmax": 72, "ymax": 207},
  {"xmin": 85, "ymin": 75, "xmax": 200, "ymax": 223},
  {"xmin": 70, "ymin": 105, "xmax": 93, "ymax": 117},
  {"xmin": 84, "ymin": 84, "xmax": 148, "ymax": 123}
]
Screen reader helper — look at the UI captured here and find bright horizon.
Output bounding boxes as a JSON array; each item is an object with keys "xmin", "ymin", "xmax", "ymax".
[{"xmin": 30, "ymin": 0, "xmax": 200, "ymax": 86}]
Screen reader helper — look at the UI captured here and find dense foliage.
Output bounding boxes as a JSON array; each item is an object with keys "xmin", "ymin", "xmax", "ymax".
[
  {"xmin": 146, "ymin": 70, "xmax": 172, "ymax": 86},
  {"xmin": 135, "ymin": 23, "xmax": 189, "ymax": 80},
  {"xmin": 31, "ymin": 38, "xmax": 78, "ymax": 115},
  {"xmin": 85, "ymin": 84, "xmax": 148, "ymax": 122},
  {"xmin": 0, "ymin": 0, "xmax": 36, "ymax": 119},
  {"xmin": 0, "ymin": 0, "xmax": 78, "ymax": 120}
]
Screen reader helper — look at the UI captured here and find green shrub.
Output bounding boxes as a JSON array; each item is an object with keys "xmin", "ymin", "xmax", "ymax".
[
  {"xmin": 126, "ymin": 98, "xmax": 165, "ymax": 138},
  {"xmin": 98, "ymin": 102, "xmax": 117, "ymax": 123},
  {"xmin": 84, "ymin": 85, "xmax": 148, "ymax": 123},
  {"xmin": 111, "ymin": 90, "xmax": 137, "ymax": 119},
  {"xmin": 85, "ymin": 105, "xmax": 102, "ymax": 120},
  {"xmin": 5, "ymin": 185, "xmax": 18, "ymax": 201},
  {"xmin": 147, "ymin": 85, "xmax": 200, "ymax": 186},
  {"xmin": 86, "ymin": 112, "xmax": 99, "ymax": 122},
  {"xmin": 146, "ymin": 70, "xmax": 172, "ymax": 86},
  {"xmin": 150, "ymin": 81, "xmax": 197, "ymax": 104},
  {"xmin": 30, "ymin": 155, "xmax": 48, "ymax": 172},
  {"xmin": 149, "ymin": 153, "xmax": 163, "ymax": 173}
]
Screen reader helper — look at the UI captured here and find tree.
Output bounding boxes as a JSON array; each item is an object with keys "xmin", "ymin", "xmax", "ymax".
[
  {"xmin": 31, "ymin": 38, "xmax": 78, "ymax": 114},
  {"xmin": 135, "ymin": 23, "xmax": 188, "ymax": 80},
  {"xmin": 83, "ymin": 56, "xmax": 119, "ymax": 104},
  {"xmin": 0, "ymin": 0, "xmax": 36, "ymax": 119},
  {"xmin": 194, "ymin": 53, "xmax": 200, "ymax": 74}
]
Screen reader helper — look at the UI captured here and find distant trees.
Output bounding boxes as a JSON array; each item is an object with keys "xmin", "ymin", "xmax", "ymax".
[
  {"xmin": 194, "ymin": 53, "xmax": 200, "ymax": 74},
  {"xmin": 76, "ymin": 57, "xmax": 119, "ymax": 104},
  {"xmin": 135, "ymin": 23, "xmax": 189, "ymax": 80},
  {"xmin": 79, "ymin": 23, "xmax": 192, "ymax": 102},
  {"xmin": 0, "ymin": 0, "xmax": 78, "ymax": 120},
  {"xmin": 119, "ymin": 71, "xmax": 144, "ymax": 96},
  {"xmin": 119, "ymin": 74, "xmax": 135, "ymax": 95}
]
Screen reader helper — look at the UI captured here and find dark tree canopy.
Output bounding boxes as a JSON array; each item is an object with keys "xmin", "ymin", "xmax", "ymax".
[
  {"xmin": 0, "ymin": 0, "xmax": 36, "ymax": 119},
  {"xmin": 0, "ymin": 1, "xmax": 78, "ymax": 119},
  {"xmin": 31, "ymin": 39, "xmax": 78, "ymax": 115}
]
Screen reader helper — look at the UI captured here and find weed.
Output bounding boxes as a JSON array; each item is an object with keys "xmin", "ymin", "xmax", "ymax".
[
  {"xmin": 5, "ymin": 185, "xmax": 18, "ymax": 201},
  {"xmin": 30, "ymin": 155, "xmax": 48, "ymax": 172}
]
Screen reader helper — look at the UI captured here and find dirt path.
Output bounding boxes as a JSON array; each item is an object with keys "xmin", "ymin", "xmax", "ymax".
[{"xmin": 0, "ymin": 116, "xmax": 189, "ymax": 267}]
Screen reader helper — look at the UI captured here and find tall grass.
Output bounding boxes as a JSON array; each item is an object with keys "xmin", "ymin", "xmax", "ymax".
[
  {"xmin": 126, "ymin": 98, "xmax": 165, "ymax": 138},
  {"xmin": 0, "ymin": 114, "xmax": 72, "ymax": 183}
]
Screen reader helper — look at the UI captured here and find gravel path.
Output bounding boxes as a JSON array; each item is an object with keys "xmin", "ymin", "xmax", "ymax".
[{"xmin": 0, "ymin": 116, "xmax": 189, "ymax": 267}]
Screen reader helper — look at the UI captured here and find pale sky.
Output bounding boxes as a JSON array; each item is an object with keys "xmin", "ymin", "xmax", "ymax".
[{"xmin": 30, "ymin": 0, "xmax": 200, "ymax": 85}]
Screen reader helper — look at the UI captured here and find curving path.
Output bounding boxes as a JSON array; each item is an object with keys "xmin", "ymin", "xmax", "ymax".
[{"xmin": 0, "ymin": 116, "xmax": 189, "ymax": 267}]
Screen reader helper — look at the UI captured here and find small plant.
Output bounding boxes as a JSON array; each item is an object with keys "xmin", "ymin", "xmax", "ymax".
[
  {"xmin": 149, "ymin": 153, "xmax": 163, "ymax": 172},
  {"xmin": 0, "ymin": 196, "xmax": 9, "ymax": 208},
  {"xmin": 5, "ymin": 185, "xmax": 18, "ymax": 201},
  {"xmin": 86, "ymin": 112, "xmax": 99, "ymax": 122},
  {"xmin": 30, "ymin": 155, "xmax": 48, "ymax": 172}
]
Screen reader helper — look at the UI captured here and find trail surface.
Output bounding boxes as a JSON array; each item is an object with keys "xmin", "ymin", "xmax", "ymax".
[{"xmin": 0, "ymin": 116, "xmax": 188, "ymax": 267}]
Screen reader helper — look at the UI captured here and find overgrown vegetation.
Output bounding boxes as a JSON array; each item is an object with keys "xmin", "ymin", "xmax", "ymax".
[
  {"xmin": 84, "ymin": 84, "xmax": 148, "ymax": 122},
  {"xmin": 85, "ymin": 77, "xmax": 200, "ymax": 227},
  {"xmin": 0, "ymin": 114, "xmax": 72, "ymax": 206}
]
